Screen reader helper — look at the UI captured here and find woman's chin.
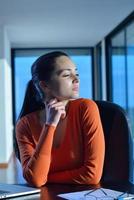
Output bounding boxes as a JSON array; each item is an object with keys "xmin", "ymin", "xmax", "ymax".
[{"xmin": 72, "ymin": 93, "xmax": 79, "ymax": 99}]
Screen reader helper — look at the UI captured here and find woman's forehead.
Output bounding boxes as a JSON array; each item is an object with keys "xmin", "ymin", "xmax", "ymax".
[{"xmin": 55, "ymin": 56, "xmax": 76, "ymax": 70}]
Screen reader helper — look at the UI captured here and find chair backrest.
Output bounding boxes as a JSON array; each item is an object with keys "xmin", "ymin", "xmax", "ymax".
[{"xmin": 95, "ymin": 100, "xmax": 133, "ymax": 183}]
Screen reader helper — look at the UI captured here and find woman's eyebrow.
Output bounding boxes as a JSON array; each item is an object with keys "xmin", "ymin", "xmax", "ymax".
[{"xmin": 56, "ymin": 68, "xmax": 78, "ymax": 75}]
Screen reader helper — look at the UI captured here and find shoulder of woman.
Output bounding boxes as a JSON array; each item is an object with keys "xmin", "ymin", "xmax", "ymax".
[
  {"xmin": 16, "ymin": 111, "xmax": 37, "ymax": 131},
  {"xmin": 71, "ymin": 98, "xmax": 97, "ymax": 108},
  {"xmin": 69, "ymin": 98, "xmax": 98, "ymax": 115},
  {"xmin": 79, "ymin": 98, "xmax": 98, "ymax": 112},
  {"xmin": 15, "ymin": 112, "xmax": 39, "ymax": 142}
]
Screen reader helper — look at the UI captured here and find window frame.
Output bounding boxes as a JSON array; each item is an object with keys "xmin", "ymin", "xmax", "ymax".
[{"xmin": 105, "ymin": 11, "xmax": 134, "ymax": 102}]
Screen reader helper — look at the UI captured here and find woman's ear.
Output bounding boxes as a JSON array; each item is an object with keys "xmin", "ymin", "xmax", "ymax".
[{"xmin": 39, "ymin": 81, "xmax": 50, "ymax": 93}]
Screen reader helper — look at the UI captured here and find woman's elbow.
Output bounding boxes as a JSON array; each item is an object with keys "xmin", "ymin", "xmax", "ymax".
[
  {"xmin": 90, "ymin": 176, "xmax": 100, "ymax": 185},
  {"xmin": 31, "ymin": 180, "xmax": 46, "ymax": 188},
  {"xmin": 23, "ymin": 171, "xmax": 47, "ymax": 188},
  {"xmin": 85, "ymin": 172, "xmax": 101, "ymax": 185},
  {"xmin": 85, "ymin": 177, "xmax": 100, "ymax": 185}
]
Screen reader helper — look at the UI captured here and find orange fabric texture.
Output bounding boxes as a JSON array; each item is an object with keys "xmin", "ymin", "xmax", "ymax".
[{"xmin": 16, "ymin": 98, "xmax": 105, "ymax": 187}]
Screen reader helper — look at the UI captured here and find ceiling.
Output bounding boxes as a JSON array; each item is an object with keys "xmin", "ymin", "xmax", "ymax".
[{"xmin": 0, "ymin": 0, "xmax": 134, "ymax": 48}]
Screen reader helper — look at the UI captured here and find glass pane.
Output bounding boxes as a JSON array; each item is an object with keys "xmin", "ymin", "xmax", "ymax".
[
  {"xmin": 111, "ymin": 30, "xmax": 126, "ymax": 109},
  {"xmin": 14, "ymin": 49, "xmax": 92, "ymax": 121},
  {"xmin": 111, "ymin": 31, "xmax": 125, "ymax": 47},
  {"xmin": 126, "ymin": 21, "xmax": 134, "ymax": 135},
  {"xmin": 110, "ymin": 22, "xmax": 134, "ymax": 137},
  {"xmin": 112, "ymin": 50, "xmax": 126, "ymax": 108},
  {"xmin": 15, "ymin": 56, "xmax": 37, "ymax": 119},
  {"xmin": 71, "ymin": 55, "xmax": 92, "ymax": 98}
]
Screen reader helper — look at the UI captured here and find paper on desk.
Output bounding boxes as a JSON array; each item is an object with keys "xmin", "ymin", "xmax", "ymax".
[{"xmin": 58, "ymin": 188, "xmax": 134, "ymax": 200}]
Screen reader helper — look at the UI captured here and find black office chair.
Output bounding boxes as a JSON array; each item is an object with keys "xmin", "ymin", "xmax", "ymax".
[{"xmin": 95, "ymin": 100, "xmax": 133, "ymax": 183}]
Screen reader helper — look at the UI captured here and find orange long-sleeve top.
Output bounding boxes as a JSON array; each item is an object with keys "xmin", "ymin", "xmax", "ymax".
[{"xmin": 16, "ymin": 98, "xmax": 105, "ymax": 187}]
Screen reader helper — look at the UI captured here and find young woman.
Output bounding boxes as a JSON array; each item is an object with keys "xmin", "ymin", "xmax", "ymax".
[{"xmin": 15, "ymin": 51, "xmax": 105, "ymax": 187}]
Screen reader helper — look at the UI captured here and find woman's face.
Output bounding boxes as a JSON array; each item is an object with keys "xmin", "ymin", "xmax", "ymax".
[{"xmin": 46, "ymin": 56, "xmax": 80, "ymax": 101}]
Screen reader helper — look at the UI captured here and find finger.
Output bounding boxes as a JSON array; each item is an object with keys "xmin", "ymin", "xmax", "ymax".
[
  {"xmin": 51, "ymin": 105, "xmax": 65, "ymax": 111},
  {"xmin": 47, "ymin": 98, "xmax": 57, "ymax": 105},
  {"xmin": 50, "ymin": 102, "xmax": 65, "ymax": 108},
  {"xmin": 61, "ymin": 111, "xmax": 66, "ymax": 119},
  {"xmin": 45, "ymin": 99, "xmax": 57, "ymax": 108}
]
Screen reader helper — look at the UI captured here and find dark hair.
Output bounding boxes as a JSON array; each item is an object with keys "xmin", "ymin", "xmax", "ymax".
[
  {"xmin": 19, "ymin": 51, "xmax": 68, "ymax": 119},
  {"xmin": 17, "ymin": 80, "xmax": 45, "ymax": 119},
  {"xmin": 14, "ymin": 51, "xmax": 68, "ymax": 160}
]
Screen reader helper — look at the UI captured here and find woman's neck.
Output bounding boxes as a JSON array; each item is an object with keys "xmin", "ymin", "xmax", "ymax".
[{"xmin": 61, "ymin": 99, "xmax": 69, "ymax": 107}]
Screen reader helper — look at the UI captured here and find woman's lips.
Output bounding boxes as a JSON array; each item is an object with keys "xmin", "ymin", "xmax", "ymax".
[{"xmin": 72, "ymin": 85, "xmax": 79, "ymax": 91}]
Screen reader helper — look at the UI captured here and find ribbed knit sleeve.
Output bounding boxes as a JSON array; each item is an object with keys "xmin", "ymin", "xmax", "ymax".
[{"xmin": 16, "ymin": 117, "xmax": 56, "ymax": 187}]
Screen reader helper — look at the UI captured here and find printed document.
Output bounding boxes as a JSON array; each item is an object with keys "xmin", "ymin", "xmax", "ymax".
[{"xmin": 58, "ymin": 188, "xmax": 134, "ymax": 200}]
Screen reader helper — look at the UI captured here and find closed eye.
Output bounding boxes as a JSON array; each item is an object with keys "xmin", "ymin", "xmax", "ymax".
[
  {"xmin": 62, "ymin": 73, "xmax": 79, "ymax": 78},
  {"xmin": 62, "ymin": 74, "xmax": 70, "ymax": 77}
]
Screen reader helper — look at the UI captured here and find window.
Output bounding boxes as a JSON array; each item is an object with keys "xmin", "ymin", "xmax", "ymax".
[
  {"xmin": 12, "ymin": 48, "xmax": 93, "ymax": 122},
  {"xmin": 126, "ymin": 22, "xmax": 134, "ymax": 135},
  {"xmin": 106, "ymin": 15, "xmax": 134, "ymax": 136},
  {"xmin": 111, "ymin": 30, "xmax": 127, "ymax": 108}
]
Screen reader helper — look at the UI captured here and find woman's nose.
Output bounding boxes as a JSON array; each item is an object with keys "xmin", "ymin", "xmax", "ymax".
[{"xmin": 72, "ymin": 74, "xmax": 79, "ymax": 83}]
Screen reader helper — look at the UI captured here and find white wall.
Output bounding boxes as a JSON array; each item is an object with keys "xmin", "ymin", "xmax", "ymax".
[{"xmin": 0, "ymin": 26, "xmax": 13, "ymax": 164}]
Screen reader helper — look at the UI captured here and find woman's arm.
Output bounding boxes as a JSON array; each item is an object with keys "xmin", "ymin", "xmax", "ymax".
[
  {"xmin": 16, "ymin": 121, "xmax": 56, "ymax": 187},
  {"xmin": 16, "ymin": 99, "xmax": 66, "ymax": 187},
  {"xmin": 48, "ymin": 100, "xmax": 105, "ymax": 185}
]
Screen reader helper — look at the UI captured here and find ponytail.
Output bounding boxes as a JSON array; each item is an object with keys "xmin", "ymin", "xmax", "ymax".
[
  {"xmin": 14, "ymin": 80, "xmax": 45, "ymax": 160},
  {"xmin": 18, "ymin": 80, "xmax": 45, "ymax": 120}
]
